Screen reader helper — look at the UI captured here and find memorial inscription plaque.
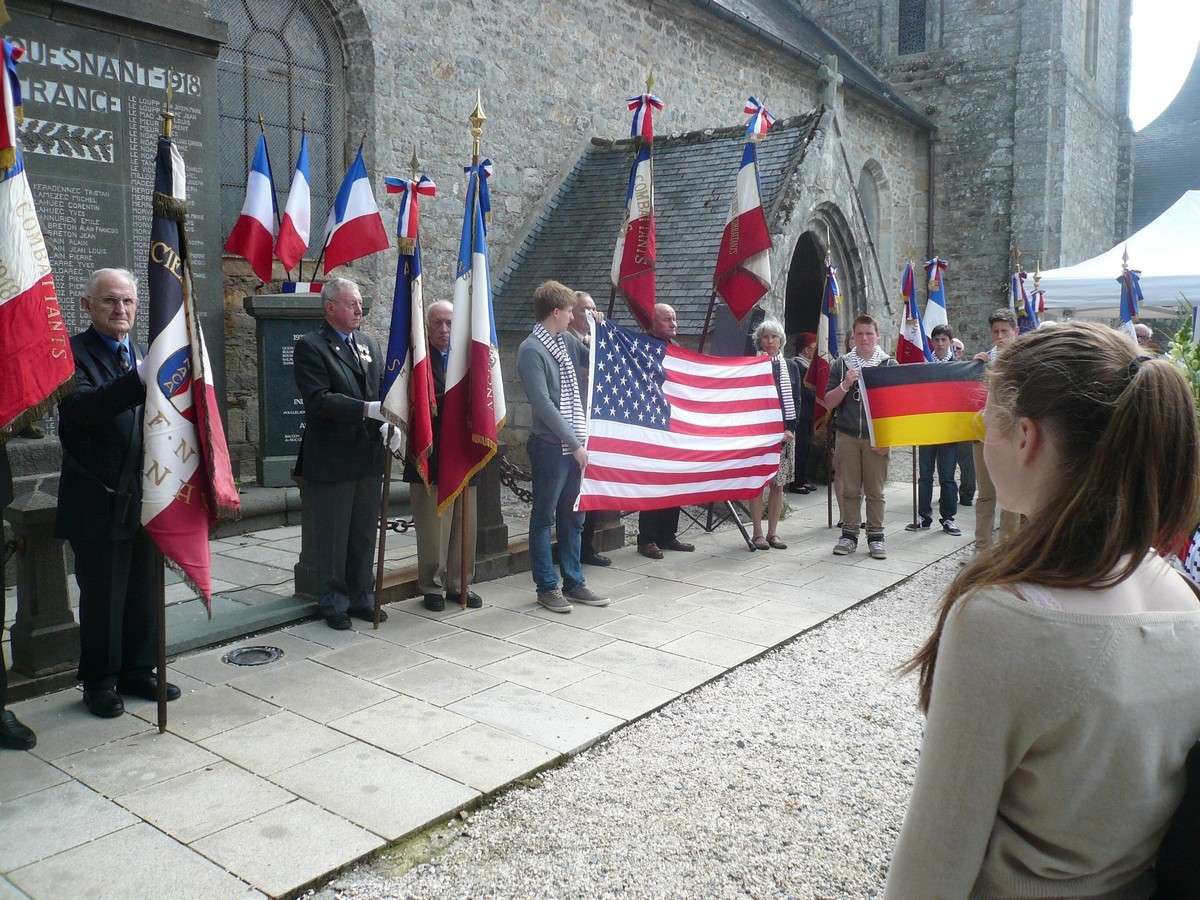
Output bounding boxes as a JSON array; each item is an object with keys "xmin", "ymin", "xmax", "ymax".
[{"xmin": 7, "ymin": 6, "xmax": 226, "ymax": 399}]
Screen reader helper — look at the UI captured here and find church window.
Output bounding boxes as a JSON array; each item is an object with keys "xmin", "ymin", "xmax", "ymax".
[
  {"xmin": 898, "ymin": 0, "xmax": 927, "ymax": 55},
  {"xmin": 1084, "ymin": 0, "xmax": 1099, "ymax": 77},
  {"xmin": 214, "ymin": 0, "xmax": 345, "ymax": 244}
]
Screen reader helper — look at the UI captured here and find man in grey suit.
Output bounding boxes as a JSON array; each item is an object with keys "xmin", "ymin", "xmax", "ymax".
[{"xmin": 293, "ymin": 278, "xmax": 391, "ymax": 630}]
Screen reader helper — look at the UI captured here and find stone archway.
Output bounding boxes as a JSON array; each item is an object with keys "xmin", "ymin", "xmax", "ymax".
[
  {"xmin": 784, "ymin": 231, "xmax": 825, "ymax": 335},
  {"xmin": 782, "ymin": 202, "xmax": 867, "ymax": 342}
]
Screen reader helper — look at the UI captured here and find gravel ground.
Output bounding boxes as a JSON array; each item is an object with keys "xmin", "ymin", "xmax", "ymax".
[{"xmin": 313, "ymin": 547, "xmax": 964, "ymax": 900}]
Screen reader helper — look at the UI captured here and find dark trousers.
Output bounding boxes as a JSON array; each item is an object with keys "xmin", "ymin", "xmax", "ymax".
[
  {"xmin": 305, "ymin": 475, "xmax": 380, "ymax": 616},
  {"xmin": 638, "ymin": 507, "xmax": 681, "ymax": 547},
  {"xmin": 793, "ymin": 417, "xmax": 814, "ymax": 485},
  {"xmin": 581, "ymin": 512, "xmax": 599, "ymax": 557},
  {"xmin": 1, "ymin": 579, "xmax": 7, "ymax": 709},
  {"xmin": 918, "ymin": 444, "xmax": 959, "ymax": 523},
  {"xmin": 71, "ymin": 532, "xmax": 155, "ymax": 689},
  {"xmin": 956, "ymin": 440, "xmax": 976, "ymax": 503}
]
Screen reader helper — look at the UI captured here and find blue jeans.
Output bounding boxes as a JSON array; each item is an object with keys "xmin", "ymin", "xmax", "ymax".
[
  {"xmin": 527, "ymin": 436, "xmax": 585, "ymax": 593},
  {"xmin": 918, "ymin": 443, "xmax": 959, "ymax": 523}
]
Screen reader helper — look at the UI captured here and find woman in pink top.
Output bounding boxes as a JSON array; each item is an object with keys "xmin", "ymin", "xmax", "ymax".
[{"xmin": 887, "ymin": 322, "xmax": 1200, "ymax": 898}]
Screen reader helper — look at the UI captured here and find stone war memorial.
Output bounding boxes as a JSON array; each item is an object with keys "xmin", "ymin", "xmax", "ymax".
[{"xmin": 5, "ymin": 0, "xmax": 1200, "ymax": 898}]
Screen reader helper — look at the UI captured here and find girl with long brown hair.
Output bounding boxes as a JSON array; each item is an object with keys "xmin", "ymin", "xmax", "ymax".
[{"xmin": 885, "ymin": 322, "xmax": 1200, "ymax": 898}]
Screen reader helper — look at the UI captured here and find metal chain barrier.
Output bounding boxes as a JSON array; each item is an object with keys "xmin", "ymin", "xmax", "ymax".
[{"xmin": 498, "ymin": 446, "xmax": 534, "ymax": 504}]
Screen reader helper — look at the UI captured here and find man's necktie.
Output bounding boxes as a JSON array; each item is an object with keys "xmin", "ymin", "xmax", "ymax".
[{"xmin": 117, "ymin": 343, "xmax": 131, "ymax": 373}]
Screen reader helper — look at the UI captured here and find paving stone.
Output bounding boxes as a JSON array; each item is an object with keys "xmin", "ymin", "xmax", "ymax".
[
  {"xmin": 56, "ymin": 730, "xmax": 221, "ymax": 799},
  {"xmin": 418, "ymin": 631, "xmax": 524, "ymax": 668},
  {"xmin": 270, "ymin": 742, "xmax": 479, "ymax": 840},
  {"xmin": 9, "ymin": 823, "xmax": 260, "ymax": 899},
  {"xmin": 0, "ymin": 781, "xmax": 137, "ymax": 872},
  {"xmin": 251, "ymin": 525, "xmax": 304, "ymax": 542},
  {"xmin": 452, "ymin": 606, "xmax": 542, "ymax": 639},
  {"xmin": 551, "ymin": 671, "xmax": 680, "ymax": 721},
  {"xmin": 0, "ymin": 749, "xmax": 70, "ymax": 803},
  {"xmin": 209, "ymin": 555, "xmax": 292, "ymax": 590},
  {"xmin": 310, "ymin": 640, "xmax": 431, "ymax": 680},
  {"xmin": 0, "ymin": 877, "xmax": 27, "ymax": 899},
  {"xmin": 743, "ymin": 561, "xmax": 826, "ymax": 588},
  {"xmin": 171, "ymin": 633, "xmax": 327, "ymax": 685},
  {"xmin": 591, "ymin": 615, "xmax": 694, "ymax": 648},
  {"xmin": 228, "ymin": 659, "xmax": 395, "ymax": 724},
  {"xmin": 13, "ymin": 688, "xmax": 151, "ymax": 762},
  {"xmin": 127, "ymin": 684, "xmax": 279, "ymax": 742},
  {"xmin": 575, "ymin": 640, "xmax": 725, "ymax": 693},
  {"xmin": 671, "ymin": 607, "xmax": 801, "ymax": 647},
  {"xmin": 404, "ymin": 722, "xmax": 560, "ymax": 793},
  {"xmin": 680, "ymin": 587, "xmax": 766, "ymax": 614},
  {"xmin": 119, "ymin": 669, "xmax": 209, "ymax": 715},
  {"xmin": 481, "ymin": 649, "xmax": 598, "ymax": 693},
  {"xmin": 376, "ymin": 659, "xmax": 503, "ymax": 707},
  {"xmin": 526, "ymin": 601, "xmax": 628, "ymax": 628},
  {"xmin": 448, "ymin": 682, "xmax": 623, "ymax": 753},
  {"xmin": 198, "ymin": 711, "xmax": 355, "ymax": 776},
  {"xmin": 117, "ymin": 761, "xmax": 294, "ymax": 843},
  {"xmin": 659, "ymin": 631, "xmax": 766, "ymax": 667},
  {"xmin": 220, "ymin": 544, "xmax": 302, "ymax": 570},
  {"xmin": 387, "ymin": 595, "xmax": 471, "ymax": 622},
  {"xmin": 327, "ymin": 695, "xmax": 473, "ymax": 755},
  {"xmin": 609, "ymin": 592, "xmax": 701, "ymax": 622},
  {"xmin": 282, "ymin": 619, "xmax": 374, "ymax": 650},
  {"xmin": 192, "ymin": 799, "xmax": 383, "ymax": 897},
  {"xmin": 741, "ymin": 600, "xmax": 834, "ymax": 630},
  {"xmin": 165, "ymin": 578, "xmax": 239, "ymax": 604},
  {"xmin": 507, "ymin": 621, "xmax": 615, "ymax": 658},
  {"xmin": 369, "ymin": 608, "xmax": 461, "ymax": 646}
]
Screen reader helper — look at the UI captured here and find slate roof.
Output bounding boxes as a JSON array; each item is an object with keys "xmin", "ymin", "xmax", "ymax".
[
  {"xmin": 1133, "ymin": 48, "xmax": 1200, "ymax": 231},
  {"xmin": 493, "ymin": 112, "xmax": 821, "ymax": 336}
]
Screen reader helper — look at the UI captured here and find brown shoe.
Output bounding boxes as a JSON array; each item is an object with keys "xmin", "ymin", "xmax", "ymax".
[
  {"xmin": 638, "ymin": 542, "xmax": 664, "ymax": 560},
  {"xmin": 661, "ymin": 539, "xmax": 695, "ymax": 552}
]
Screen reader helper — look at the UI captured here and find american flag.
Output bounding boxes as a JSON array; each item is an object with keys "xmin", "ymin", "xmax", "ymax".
[{"xmin": 576, "ymin": 320, "xmax": 784, "ymax": 512}]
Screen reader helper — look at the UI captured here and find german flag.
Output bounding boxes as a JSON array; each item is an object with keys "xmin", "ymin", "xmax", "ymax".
[{"xmin": 860, "ymin": 361, "xmax": 987, "ymax": 448}]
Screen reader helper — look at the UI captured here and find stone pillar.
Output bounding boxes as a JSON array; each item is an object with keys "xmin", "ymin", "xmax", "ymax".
[
  {"xmin": 474, "ymin": 459, "xmax": 511, "ymax": 581},
  {"xmin": 4, "ymin": 490, "xmax": 79, "ymax": 677}
]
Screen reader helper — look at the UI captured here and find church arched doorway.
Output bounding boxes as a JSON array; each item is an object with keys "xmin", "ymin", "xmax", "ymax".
[{"xmin": 784, "ymin": 231, "xmax": 825, "ymax": 335}]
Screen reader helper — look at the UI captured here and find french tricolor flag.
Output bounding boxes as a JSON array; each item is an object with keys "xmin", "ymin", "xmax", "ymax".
[
  {"xmin": 224, "ymin": 133, "xmax": 277, "ymax": 283},
  {"xmin": 321, "ymin": 146, "xmax": 389, "ymax": 274},
  {"xmin": 922, "ymin": 256, "xmax": 948, "ymax": 336},
  {"xmin": 274, "ymin": 132, "xmax": 310, "ymax": 273},
  {"xmin": 713, "ymin": 99, "xmax": 774, "ymax": 321},
  {"xmin": 897, "ymin": 261, "xmax": 933, "ymax": 363},
  {"xmin": 611, "ymin": 141, "xmax": 656, "ymax": 331}
]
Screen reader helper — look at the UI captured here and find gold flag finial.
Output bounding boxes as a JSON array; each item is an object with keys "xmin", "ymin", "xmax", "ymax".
[
  {"xmin": 646, "ymin": 68, "xmax": 656, "ymax": 94},
  {"xmin": 1033, "ymin": 256, "xmax": 1042, "ymax": 287},
  {"xmin": 1122, "ymin": 244, "xmax": 1130, "ymax": 270},
  {"xmin": 0, "ymin": 1, "xmax": 10, "ymax": 27},
  {"xmin": 410, "ymin": 146, "xmax": 420, "ymax": 180},
  {"xmin": 469, "ymin": 91, "xmax": 486, "ymax": 159},
  {"xmin": 162, "ymin": 85, "xmax": 175, "ymax": 138},
  {"xmin": 1010, "ymin": 243, "xmax": 1022, "ymax": 272}
]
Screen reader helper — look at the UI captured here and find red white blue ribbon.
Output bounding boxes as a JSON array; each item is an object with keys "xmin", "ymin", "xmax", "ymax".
[
  {"xmin": 924, "ymin": 256, "xmax": 947, "ymax": 291},
  {"xmin": 743, "ymin": 97, "xmax": 775, "ymax": 140},
  {"xmin": 627, "ymin": 93, "xmax": 664, "ymax": 142},
  {"xmin": 384, "ymin": 174, "xmax": 436, "ymax": 247}
]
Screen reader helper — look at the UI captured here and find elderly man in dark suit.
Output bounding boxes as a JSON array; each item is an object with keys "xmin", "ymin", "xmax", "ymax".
[
  {"xmin": 293, "ymin": 277, "xmax": 391, "ymax": 630},
  {"xmin": 56, "ymin": 267, "xmax": 179, "ymax": 719},
  {"xmin": 402, "ymin": 300, "xmax": 481, "ymax": 612},
  {"xmin": 1, "ymin": 443, "xmax": 36, "ymax": 748}
]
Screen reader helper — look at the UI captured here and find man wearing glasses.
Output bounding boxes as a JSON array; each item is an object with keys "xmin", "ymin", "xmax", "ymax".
[{"xmin": 55, "ymin": 268, "xmax": 179, "ymax": 718}]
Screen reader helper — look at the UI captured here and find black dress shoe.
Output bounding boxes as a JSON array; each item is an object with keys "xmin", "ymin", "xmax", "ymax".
[
  {"xmin": 0, "ymin": 710, "xmax": 36, "ymax": 750},
  {"xmin": 118, "ymin": 674, "xmax": 181, "ymax": 702},
  {"xmin": 960, "ymin": 498, "xmax": 974, "ymax": 506},
  {"xmin": 325, "ymin": 612, "xmax": 353, "ymax": 630},
  {"xmin": 349, "ymin": 606, "xmax": 387, "ymax": 623},
  {"xmin": 423, "ymin": 593, "xmax": 446, "ymax": 612},
  {"xmin": 661, "ymin": 539, "xmax": 695, "ymax": 552},
  {"xmin": 83, "ymin": 686, "xmax": 125, "ymax": 718},
  {"xmin": 638, "ymin": 542, "xmax": 663, "ymax": 560},
  {"xmin": 447, "ymin": 590, "xmax": 483, "ymax": 609},
  {"xmin": 581, "ymin": 552, "xmax": 612, "ymax": 567}
]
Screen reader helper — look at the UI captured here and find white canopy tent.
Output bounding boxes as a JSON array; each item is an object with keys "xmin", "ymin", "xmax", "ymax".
[{"xmin": 1039, "ymin": 190, "xmax": 1200, "ymax": 320}]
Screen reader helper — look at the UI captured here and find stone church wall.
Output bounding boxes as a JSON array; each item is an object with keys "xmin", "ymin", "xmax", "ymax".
[{"xmin": 216, "ymin": 0, "xmax": 931, "ymax": 469}]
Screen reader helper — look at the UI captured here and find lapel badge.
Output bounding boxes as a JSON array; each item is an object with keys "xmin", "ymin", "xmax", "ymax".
[{"xmin": 358, "ymin": 344, "xmax": 372, "ymax": 365}]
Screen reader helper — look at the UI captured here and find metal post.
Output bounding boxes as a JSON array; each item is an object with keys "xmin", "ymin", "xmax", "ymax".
[
  {"xmin": 696, "ymin": 289, "xmax": 718, "ymax": 355},
  {"xmin": 154, "ymin": 549, "xmax": 167, "ymax": 733},
  {"xmin": 373, "ymin": 425, "xmax": 394, "ymax": 629},
  {"xmin": 911, "ymin": 445, "xmax": 918, "ymax": 527}
]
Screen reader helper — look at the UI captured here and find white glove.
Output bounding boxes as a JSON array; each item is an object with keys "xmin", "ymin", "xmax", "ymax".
[
  {"xmin": 379, "ymin": 424, "xmax": 404, "ymax": 457},
  {"xmin": 364, "ymin": 400, "xmax": 385, "ymax": 421}
]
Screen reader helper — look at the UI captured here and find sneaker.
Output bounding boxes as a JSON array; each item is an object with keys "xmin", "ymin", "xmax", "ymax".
[
  {"xmin": 867, "ymin": 537, "xmax": 887, "ymax": 559},
  {"xmin": 536, "ymin": 589, "xmax": 572, "ymax": 613},
  {"xmin": 941, "ymin": 517, "xmax": 962, "ymax": 536},
  {"xmin": 563, "ymin": 584, "xmax": 610, "ymax": 606},
  {"xmin": 904, "ymin": 518, "xmax": 932, "ymax": 532},
  {"xmin": 833, "ymin": 535, "xmax": 858, "ymax": 556}
]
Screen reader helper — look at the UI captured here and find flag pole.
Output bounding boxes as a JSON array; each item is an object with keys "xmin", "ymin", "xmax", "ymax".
[
  {"xmin": 696, "ymin": 289, "xmax": 718, "ymax": 354},
  {"xmin": 156, "ymin": 91, "xmax": 175, "ymax": 734},
  {"xmin": 457, "ymin": 93, "xmax": 486, "ymax": 610}
]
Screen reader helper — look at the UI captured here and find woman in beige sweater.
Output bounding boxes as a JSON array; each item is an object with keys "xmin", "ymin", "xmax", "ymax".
[{"xmin": 886, "ymin": 322, "xmax": 1200, "ymax": 899}]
